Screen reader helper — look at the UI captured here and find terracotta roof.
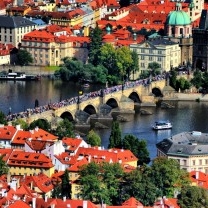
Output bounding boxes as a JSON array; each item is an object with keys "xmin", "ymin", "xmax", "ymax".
[
  {"xmin": 190, "ymin": 171, "xmax": 208, "ymax": 189},
  {"xmin": 21, "ymin": 173, "xmax": 53, "ymax": 193},
  {"xmin": 122, "ymin": 197, "xmax": 143, "ymax": 207},
  {"xmin": 8, "ymin": 200, "xmax": 30, "ymax": 208},
  {"xmin": 62, "ymin": 137, "xmax": 84, "ymax": 151},
  {"xmin": 8, "ymin": 151, "xmax": 53, "ymax": 168},
  {"xmin": 0, "ymin": 125, "xmax": 18, "ymax": 141}
]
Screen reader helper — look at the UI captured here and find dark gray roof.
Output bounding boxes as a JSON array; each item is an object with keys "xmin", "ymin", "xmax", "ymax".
[
  {"xmin": 156, "ymin": 131, "xmax": 208, "ymax": 156},
  {"xmin": 0, "ymin": 15, "xmax": 36, "ymax": 28},
  {"xmin": 148, "ymin": 38, "xmax": 177, "ymax": 46}
]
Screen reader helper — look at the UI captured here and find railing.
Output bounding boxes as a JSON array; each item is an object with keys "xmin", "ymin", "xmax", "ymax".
[{"xmin": 6, "ymin": 74, "xmax": 166, "ymax": 122}]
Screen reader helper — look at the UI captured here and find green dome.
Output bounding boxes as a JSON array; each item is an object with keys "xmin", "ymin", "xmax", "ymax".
[{"xmin": 166, "ymin": 10, "xmax": 191, "ymax": 26}]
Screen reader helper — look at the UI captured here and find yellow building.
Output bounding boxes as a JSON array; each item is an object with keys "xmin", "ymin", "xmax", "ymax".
[
  {"xmin": 21, "ymin": 26, "xmax": 89, "ymax": 66},
  {"xmin": 8, "ymin": 151, "xmax": 54, "ymax": 177},
  {"xmin": 39, "ymin": 2, "xmax": 56, "ymax": 12}
]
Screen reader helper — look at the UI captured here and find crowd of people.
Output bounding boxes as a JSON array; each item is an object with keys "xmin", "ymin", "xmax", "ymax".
[{"xmin": 6, "ymin": 74, "xmax": 166, "ymax": 122}]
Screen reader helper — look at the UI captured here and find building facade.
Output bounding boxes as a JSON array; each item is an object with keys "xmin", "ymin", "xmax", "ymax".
[
  {"xmin": 193, "ymin": 9, "xmax": 208, "ymax": 71},
  {"xmin": 0, "ymin": 15, "xmax": 36, "ymax": 47},
  {"xmin": 130, "ymin": 38, "xmax": 181, "ymax": 73},
  {"xmin": 156, "ymin": 131, "xmax": 208, "ymax": 174}
]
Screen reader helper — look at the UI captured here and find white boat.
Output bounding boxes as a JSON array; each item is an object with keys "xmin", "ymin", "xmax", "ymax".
[
  {"xmin": 152, "ymin": 121, "xmax": 172, "ymax": 130},
  {"xmin": 0, "ymin": 70, "xmax": 39, "ymax": 81}
]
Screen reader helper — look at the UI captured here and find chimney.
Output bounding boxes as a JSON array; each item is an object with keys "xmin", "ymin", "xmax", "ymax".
[
  {"xmin": 45, "ymin": 195, "xmax": 48, "ymax": 202},
  {"xmin": 63, "ymin": 196, "xmax": 66, "ymax": 202},
  {"xmin": 32, "ymin": 198, "xmax": 36, "ymax": 208},
  {"xmin": 195, "ymin": 171, "xmax": 199, "ymax": 180},
  {"xmin": 83, "ymin": 200, "xmax": 88, "ymax": 208}
]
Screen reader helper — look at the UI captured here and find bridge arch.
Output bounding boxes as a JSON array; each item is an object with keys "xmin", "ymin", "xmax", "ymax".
[
  {"xmin": 83, "ymin": 104, "xmax": 97, "ymax": 115},
  {"xmin": 128, "ymin": 91, "xmax": 141, "ymax": 103},
  {"xmin": 152, "ymin": 87, "xmax": 163, "ymax": 97},
  {"xmin": 60, "ymin": 111, "xmax": 74, "ymax": 121},
  {"xmin": 106, "ymin": 98, "xmax": 119, "ymax": 108}
]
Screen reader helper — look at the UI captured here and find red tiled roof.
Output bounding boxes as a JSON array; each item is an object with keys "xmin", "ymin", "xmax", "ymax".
[
  {"xmin": 0, "ymin": 125, "xmax": 18, "ymax": 141},
  {"xmin": 8, "ymin": 151, "xmax": 54, "ymax": 168},
  {"xmin": 189, "ymin": 171, "xmax": 208, "ymax": 189},
  {"xmin": 21, "ymin": 173, "xmax": 53, "ymax": 193},
  {"xmin": 62, "ymin": 137, "xmax": 84, "ymax": 151},
  {"xmin": 8, "ymin": 200, "xmax": 30, "ymax": 208}
]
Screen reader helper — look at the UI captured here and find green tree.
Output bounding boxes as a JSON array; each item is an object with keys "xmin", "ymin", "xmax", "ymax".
[
  {"xmin": 86, "ymin": 130, "xmax": 101, "ymax": 147},
  {"xmin": 108, "ymin": 121, "xmax": 122, "ymax": 149},
  {"xmin": 99, "ymin": 43, "xmax": 118, "ymax": 84},
  {"xmin": 123, "ymin": 134, "xmax": 150, "ymax": 165},
  {"xmin": 0, "ymin": 155, "xmax": 9, "ymax": 175},
  {"xmin": 201, "ymin": 71, "xmax": 208, "ymax": 93},
  {"xmin": 12, "ymin": 118, "xmax": 29, "ymax": 130},
  {"xmin": 55, "ymin": 119, "xmax": 74, "ymax": 139},
  {"xmin": 176, "ymin": 77, "xmax": 191, "ymax": 92},
  {"xmin": 79, "ymin": 162, "xmax": 124, "ymax": 205},
  {"xmin": 56, "ymin": 57, "xmax": 84, "ymax": 82},
  {"xmin": 148, "ymin": 62, "xmax": 161, "ymax": 76},
  {"xmin": 51, "ymin": 185, "xmax": 62, "ymax": 198},
  {"xmin": 0, "ymin": 111, "xmax": 8, "ymax": 125},
  {"xmin": 116, "ymin": 46, "xmax": 133, "ymax": 83},
  {"xmin": 129, "ymin": 50, "xmax": 139, "ymax": 80},
  {"xmin": 169, "ymin": 69, "xmax": 177, "ymax": 89},
  {"xmin": 17, "ymin": 49, "xmax": 33, "ymax": 66},
  {"xmin": 191, "ymin": 69, "xmax": 203, "ymax": 90},
  {"xmin": 122, "ymin": 166, "xmax": 158, "ymax": 206},
  {"xmin": 178, "ymin": 186, "xmax": 208, "ymax": 208},
  {"xmin": 29, "ymin": 119, "xmax": 51, "ymax": 131},
  {"xmin": 88, "ymin": 26, "xmax": 103, "ymax": 66},
  {"xmin": 150, "ymin": 157, "xmax": 190, "ymax": 198},
  {"xmin": 61, "ymin": 169, "xmax": 71, "ymax": 198}
]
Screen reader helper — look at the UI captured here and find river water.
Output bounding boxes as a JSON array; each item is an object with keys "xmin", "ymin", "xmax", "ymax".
[{"xmin": 1, "ymin": 78, "xmax": 208, "ymax": 161}]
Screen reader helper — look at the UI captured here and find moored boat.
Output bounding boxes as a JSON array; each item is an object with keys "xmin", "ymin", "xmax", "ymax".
[
  {"xmin": 152, "ymin": 121, "xmax": 172, "ymax": 130},
  {"xmin": 0, "ymin": 70, "xmax": 40, "ymax": 81}
]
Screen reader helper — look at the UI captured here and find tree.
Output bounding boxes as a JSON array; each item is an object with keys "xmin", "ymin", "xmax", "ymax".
[
  {"xmin": 150, "ymin": 157, "xmax": 190, "ymax": 198},
  {"xmin": 29, "ymin": 119, "xmax": 51, "ymax": 131},
  {"xmin": 61, "ymin": 169, "xmax": 71, "ymax": 198},
  {"xmin": 123, "ymin": 134, "xmax": 150, "ymax": 165},
  {"xmin": 88, "ymin": 26, "xmax": 103, "ymax": 66},
  {"xmin": 55, "ymin": 119, "xmax": 74, "ymax": 139},
  {"xmin": 17, "ymin": 49, "xmax": 33, "ymax": 66},
  {"xmin": 169, "ymin": 69, "xmax": 177, "ymax": 89},
  {"xmin": 86, "ymin": 130, "xmax": 101, "ymax": 147},
  {"xmin": 191, "ymin": 69, "xmax": 203, "ymax": 90},
  {"xmin": 0, "ymin": 155, "xmax": 9, "ymax": 175},
  {"xmin": 12, "ymin": 118, "xmax": 29, "ymax": 130},
  {"xmin": 51, "ymin": 185, "xmax": 62, "ymax": 198},
  {"xmin": 129, "ymin": 50, "xmax": 139, "ymax": 80},
  {"xmin": 79, "ymin": 162, "xmax": 124, "ymax": 205},
  {"xmin": 148, "ymin": 62, "xmax": 161, "ymax": 76},
  {"xmin": 0, "ymin": 111, "xmax": 8, "ymax": 125},
  {"xmin": 176, "ymin": 77, "xmax": 191, "ymax": 92},
  {"xmin": 116, "ymin": 46, "xmax": 133, "ymax": 83},
  {"xmin": 178, "ymin": 186, "xmax": 208, "ymax": 208},
  {"xmin": 122, "ymin": 166, "xmax": 158, "ymax": 206},
  {"xmin": 108, "ymin": 121, "xmax": 122, "ymax": 149}
]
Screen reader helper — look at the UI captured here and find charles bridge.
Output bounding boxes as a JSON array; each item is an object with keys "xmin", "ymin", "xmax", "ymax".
[{"xmin": 8, "ymin": 77, "xmax": 171, "ymax": 126}]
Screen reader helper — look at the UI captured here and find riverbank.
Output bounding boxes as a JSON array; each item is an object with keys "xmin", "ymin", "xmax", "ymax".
[{"xmin": 164, "ymin": 93, "xmax": 208, "ymax": 101}]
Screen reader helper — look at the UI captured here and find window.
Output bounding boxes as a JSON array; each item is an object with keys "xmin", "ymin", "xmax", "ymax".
[
  {"xmin": 157, "ymin": 57, "xmax": 162, "ymax": 61},
  {"xmin": 193, "ymin": 160, "xmax": 195, "ymax": 165},
  {"xmin": 149, "ymin": 56, "xmax": 153, "ymax": 61},
  {"xmin": 141, "ymin": 56, "xmax": 144, "ymax": 60},
  {"xmin": 205, "ymin": 159, "xmax": 208, "ymax": 165},
  {"xmin": 141, "ymin": 63, "xmax": 145, "ymax": 67},
  {"xmin": 141, "ymin": 49, "xmax": 145, "ymax": 53},
  {"xmin": 10, "ymin": 36, "xmax": 12, "ymax": 42},
  {"xmin": 158, "ymin": 50, "xmax": 162, "ymax": 54},
  {"xmin": 199, "ymin": 159, "xmax": 202, "ymax": 165}
]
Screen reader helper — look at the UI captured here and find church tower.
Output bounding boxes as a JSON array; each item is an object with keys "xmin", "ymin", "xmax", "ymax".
[{"xmin": 165, "ymin": 1, "xmax": 193, "ymax": 66}]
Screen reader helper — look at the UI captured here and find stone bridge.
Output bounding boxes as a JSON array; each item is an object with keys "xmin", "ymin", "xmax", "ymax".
[{"xmin": 20, "ymin": 79, "xmax": 168, "ymax": 125}]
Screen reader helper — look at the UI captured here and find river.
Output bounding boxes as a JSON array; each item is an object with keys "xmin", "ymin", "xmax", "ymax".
[{"xmin": 1, "ymin": 78, "xmax": 207, "ymax": 161}]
